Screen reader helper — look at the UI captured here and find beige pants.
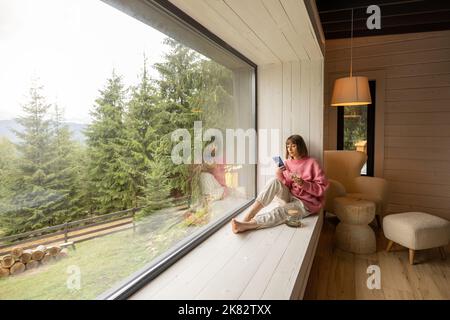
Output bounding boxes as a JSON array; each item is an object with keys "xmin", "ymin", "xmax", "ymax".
[{"xmin": 254, "ymin": 178, "xmax": 311, "ymax": 228}]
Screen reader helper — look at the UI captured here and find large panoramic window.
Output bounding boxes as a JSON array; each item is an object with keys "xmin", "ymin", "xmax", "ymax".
[{"xmin": 0, "ymin": 0, "xmax": 255, "ymax": 299}]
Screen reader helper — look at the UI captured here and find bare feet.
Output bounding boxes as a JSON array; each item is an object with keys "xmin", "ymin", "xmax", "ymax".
[{"xmin": 231, "ymin": 218, "xmax": 259, "ymax": 234}]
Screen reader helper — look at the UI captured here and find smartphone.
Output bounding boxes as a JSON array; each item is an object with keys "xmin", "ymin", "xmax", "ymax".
[{"xmin": 272, "ymin": 156, "xmax": 285, "ymax": 168}]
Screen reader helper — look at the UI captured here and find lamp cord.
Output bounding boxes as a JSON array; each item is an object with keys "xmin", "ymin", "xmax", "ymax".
[{"xmin": 350, "ymin": 8, "xmax": 353, "ymax": 78}]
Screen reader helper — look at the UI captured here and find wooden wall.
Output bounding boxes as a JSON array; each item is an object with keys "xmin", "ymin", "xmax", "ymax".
[
  {"xmin": 258, "ymin": 61, "xmax": 323, "ymax": 191},
  {"xmin": 324, "ymin": 30, "xmax": 450, "ymax": 220}
]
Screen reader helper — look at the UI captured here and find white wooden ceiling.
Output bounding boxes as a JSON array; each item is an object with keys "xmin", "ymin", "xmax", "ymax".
[{"xmin": 169, "ymin": 0, "xmax": 323, "ymax": 65}]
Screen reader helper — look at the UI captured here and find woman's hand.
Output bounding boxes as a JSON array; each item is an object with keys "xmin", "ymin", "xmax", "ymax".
[{"xmin": 276, "ymin": 165, "xmax": 286, "ymax": 175}]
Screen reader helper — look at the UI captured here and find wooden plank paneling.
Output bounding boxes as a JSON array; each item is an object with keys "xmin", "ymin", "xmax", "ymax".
[
  {"xmin": 386, "ymin": 112, "xmax": 450, "ymax": 125},
  {"xmin": 257, "ymin": 64, "xmax": 283, "ymax": 192},
  {"xmin": 169, "ymin": 0, "xmax": 272, "ymax": 64},
  {"xmin": 195, "ymin": 222, "xmax": 284, "ymax": 299},
  {"xmin": 282, "ymin": 62, "xmax": 292, "ymax": 140},
  {"xmin": 386, "ymin": 87, "xmax": 450, "ymax": 102},
  {"xmin": 389, "ymin": 193, "xmax": 450, "ymax": 210},
  {"xmin": 261, "ymin": 0, "xmax": 309, "ymax": 60},
  {"xmin": 299, "ymin": 60, "xmax": 311, "ymax": 150},
  {"xmin": 326, "ymin": 36, "xmax": 450, "ymax": 62},
  {"xmin": 309, "ymin": 59, "xmax": 324, "ymax": 162},
  {"xmin": 239, "ymin": 226, "xmax": 296, "ymax": 299},
  {"xmin": 327, "ymin": 48, "xmax": 450, "ymax": 73},
  {"xmin": 386, "ymin": 61, "xmax": 450, "ymax": 78},
  {"xmin": 325, "ymin": 30, "xmax": 450, "ymax": 51},
  {"xmin": 224, "ymin": 0, "xmax": 297, "ymax": 62},
  {"xmin": 385, "ymin": 125, "xmax": 450, "ymax": 137},
  {"xmin": 261, "ymin": 213, "xmax": 321, "ymax": 299},
  {"xmin": 386, "ymin": 73, "xmax": 450, "ymax": 90},
  {"xmin": 384, "ymin": 169, "xmax": 450, "ymax": 186},
  {"xmin": 385, "ymin": 159, "xmax": 450, "ymax": 172},
  {"xmin": 386, "ymin": 100, "xmax": 450, "ymax": 113},
  {"xmin": 280, "ymin": 0, "xmax": 322, "ymax": 60},
  {"xmin": 385, "ymin": 137, "xmax": 450, "ymax": 148},
  {"xmin": 291, "ymin": 61, "xmax": 302, "ymax": 136},
  {"xmin": 385, "ymin": 147, "xmax": 450, "ymax": 161},
  {"xmin": 389, "ymin": 181, "xmax": 450, "ymax": 198}
]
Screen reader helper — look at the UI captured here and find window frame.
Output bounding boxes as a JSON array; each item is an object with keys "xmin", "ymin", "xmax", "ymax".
[{"xmin": 96, "ymin": 0, "xmax": 258, "ymax": 300}]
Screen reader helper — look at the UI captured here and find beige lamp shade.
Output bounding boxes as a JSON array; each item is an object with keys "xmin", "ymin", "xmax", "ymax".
[{"xmin": 331, "ymin": 76, "xmax": 371, "ymax": 106}]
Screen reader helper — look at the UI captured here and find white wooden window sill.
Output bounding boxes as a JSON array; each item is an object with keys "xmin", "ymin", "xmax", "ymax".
[{"xmin": 130, "ymin": 204, "xmax": 323, "ymax": 300}]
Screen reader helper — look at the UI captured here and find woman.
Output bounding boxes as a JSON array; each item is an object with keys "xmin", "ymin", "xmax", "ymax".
[{"xmin": 231, "ymin": 134, "xmax": 329, "ymax": 233}]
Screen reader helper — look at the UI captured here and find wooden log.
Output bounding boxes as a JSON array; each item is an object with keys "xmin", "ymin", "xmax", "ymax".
[
  {"xmin": 26, "ymin": 260, "xmax": 39, "ymax": 270},
  {"xmin": 1, "ymin": 255, "xmax": 15, "ymax": 268},
  {"xmin": 31, "ymin": 248, "xmax": 45, "ymax": 261},
  {"xmin": 10, "ymin": 262, "xmax": 25, "ymax": 275},
  {"xmin": 11, "ymin": 247, "xmax": 23, "ymax": 259},
  {"xmin": 20, "ymin": 249, "xmax": 33, "ymax": 264},
  {"xmin": 55, "ymin": 248, "xmax": 69, "ymax": 260},
  {"xmin": 47, "ymin": 246, "xmax": 61, "ymax": 257},
  {"xmin": 40, "ymin": 253, "xmax": 54, "ymax": 265},
  {"xmin": 0, "ymin": 267, "xmax": 9, "ymax": 278},
  {"xmin": 36, "ymin": 245, "xmax": 47, "ymax": 253}
]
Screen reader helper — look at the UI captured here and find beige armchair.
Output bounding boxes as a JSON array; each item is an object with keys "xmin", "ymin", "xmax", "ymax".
[{"xmin": 323, "ymin": 150, "xmax": 389, "ymax": 226}]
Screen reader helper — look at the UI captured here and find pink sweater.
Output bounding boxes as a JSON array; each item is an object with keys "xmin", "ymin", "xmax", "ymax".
[{"xmin": 276, "ymin": 157, "xmax": 329, "ymax": 214}]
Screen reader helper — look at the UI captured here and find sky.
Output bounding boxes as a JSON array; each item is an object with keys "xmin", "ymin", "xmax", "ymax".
[{"xmin": 0, "ymin": 0, "xmax": 169, "ymax": 124}]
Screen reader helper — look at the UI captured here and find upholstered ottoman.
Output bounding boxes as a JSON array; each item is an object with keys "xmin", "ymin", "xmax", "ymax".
[
  {"xmin": 334, "ymin": 197, "xmax": 376, "ymax": 254},
  {"xmin": 383, "ymin": 212, "xmax": 450, "ymax": 264}
]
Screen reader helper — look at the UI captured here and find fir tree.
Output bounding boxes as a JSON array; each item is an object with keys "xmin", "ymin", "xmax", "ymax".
[
  {"xmin": 141, "ymin": 134, "xmax": 172, "ymax": 213},
  {"xmin": 47, "ymin": 105, "xmax": 86, "ymax": 224},
  {"xmin": 124, "ymin": 58, "xmax": 158, "ymax": 207},
  {"xmin": 152, "ymin": 39, "xmax": 202, "ymax": 203},
  {"xmin": 85, "ymin": 71, "xmax": 131, "ymax": 213},
  {"xmin": 5, "ymin": 84, "xmax": 61, "ymax": 234},
  {"xmin": 0, "ymin": 138, "xmax": 18, "ymax": 232}
]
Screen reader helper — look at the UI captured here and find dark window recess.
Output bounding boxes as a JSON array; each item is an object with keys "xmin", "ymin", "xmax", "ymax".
[{"xmin": 337, "ymin": 80, "xmax": 376, "ymax": 176}]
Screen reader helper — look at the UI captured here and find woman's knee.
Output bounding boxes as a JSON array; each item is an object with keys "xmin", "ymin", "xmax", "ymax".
[{"xmin": 266, "ymin": 177, "xmax": 283, "ymax": 188}]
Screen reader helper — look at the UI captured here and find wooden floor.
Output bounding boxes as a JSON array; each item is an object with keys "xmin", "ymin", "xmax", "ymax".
[{"xmin": 303, "ymin": 216, "xmax": 450, "ymax": 299}]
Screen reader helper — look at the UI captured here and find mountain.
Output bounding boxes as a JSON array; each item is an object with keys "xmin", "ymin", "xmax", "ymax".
[{"xmin": 0, "ymin": 119, "xmax": 87, "ymax": 144}]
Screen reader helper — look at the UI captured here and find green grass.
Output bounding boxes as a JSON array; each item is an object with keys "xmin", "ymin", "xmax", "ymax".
[{"xmin": 0, "ymin": 213, "xmax": 197, "ymax": 300}]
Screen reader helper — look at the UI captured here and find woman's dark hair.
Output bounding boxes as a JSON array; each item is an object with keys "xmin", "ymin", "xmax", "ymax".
[{"xmin": 285, "ymin": 134, "xmax": 308, "ymax": 159}]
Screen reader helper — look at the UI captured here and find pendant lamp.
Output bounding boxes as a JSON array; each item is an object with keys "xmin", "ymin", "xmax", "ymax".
[{"xmin": 331, "ymin": 8, "xmax": 371, "ymax": 107}]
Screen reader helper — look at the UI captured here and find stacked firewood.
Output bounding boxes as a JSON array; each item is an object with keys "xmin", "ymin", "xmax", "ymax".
[{"xmin": 0, "ymin": 245, "xmax": 69, "ymax": 277}]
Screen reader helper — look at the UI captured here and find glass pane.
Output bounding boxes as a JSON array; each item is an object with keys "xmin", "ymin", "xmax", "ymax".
[
  {"xmin": 0, "ymin": 0, "xmax": 255, "ymax": 299},
  {"xmin": 343, "ymin": 106, "xmax": 368, "ymax": 175}
]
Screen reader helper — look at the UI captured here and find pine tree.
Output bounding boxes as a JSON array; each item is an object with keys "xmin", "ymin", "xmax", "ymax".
[
  {"xmin": 141, "ymin": 133, "xmax": 172, "ymax": 214},
  {"xmin": 72, "ymin": 142, "xmax": 95, "ymax": 215},
  {"xmin": 85, "ymin": 71, "xmax": 132, "ymax": 213},
  {"xmin": 47, "ymin": 105, "xmax": 86, "ymax": 224},
  {"xmin": 5, "ymin": 84, "xmax": 60, "ymax": 234},
  {"xmin": 124, "ymin": 58, "xmax": 159, "ymax": 207},
  {"xmin": 0, "ymin": 138, "xmax": 18, "ymax": 233},
  {"xmin": 195, "ymin": 59, "xmax": 234, "ymax": 130},
  {"xmin": 152, "ymin": 39, "xmax": 202, "ymax": 203}
]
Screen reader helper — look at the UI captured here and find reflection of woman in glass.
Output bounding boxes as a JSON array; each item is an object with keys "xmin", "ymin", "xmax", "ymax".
[
  {"xmin": 231, "ymin": 135, "xmax": 329, "ymax": 233},
  {"xmin": 199, "ymin": 144, "xmax": 227, "ymax": 201}
]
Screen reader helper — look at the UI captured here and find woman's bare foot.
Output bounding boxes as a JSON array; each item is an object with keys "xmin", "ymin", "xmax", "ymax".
[{"xmin": 231, "ymin": 218, "xmax": 259, "ymax": 234}]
